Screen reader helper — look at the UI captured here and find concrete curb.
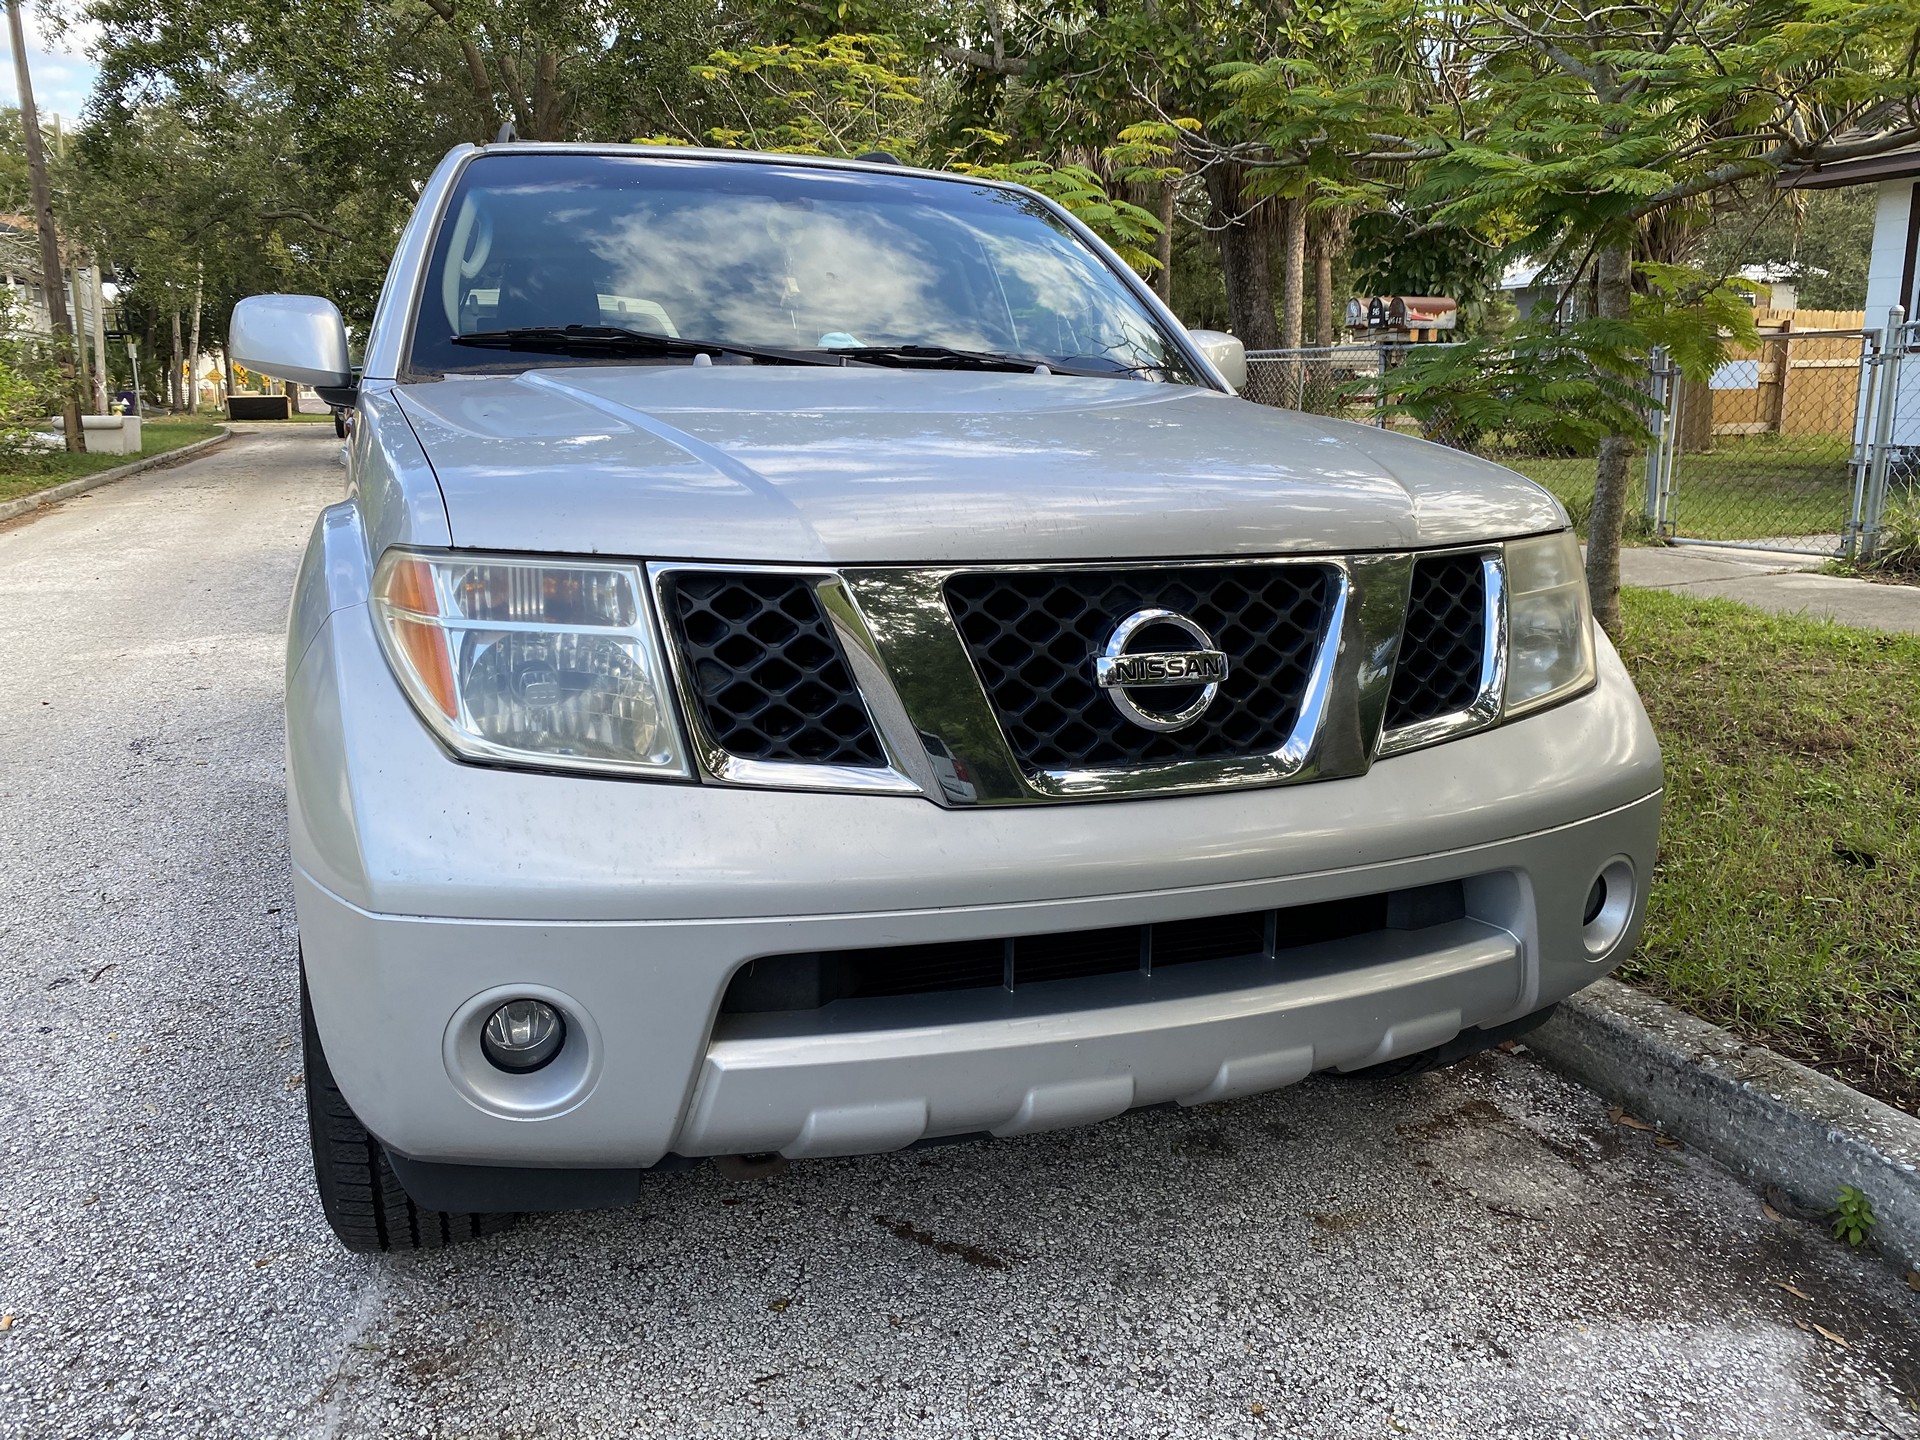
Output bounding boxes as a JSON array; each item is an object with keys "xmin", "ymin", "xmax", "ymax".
[
  {"xmin": 1530, "ymin": 977, "xmax": 1920, "ymax": 1273},
  {"xmin": 0, "ymin": 427, "xmax": 234, "ymax": 527}
]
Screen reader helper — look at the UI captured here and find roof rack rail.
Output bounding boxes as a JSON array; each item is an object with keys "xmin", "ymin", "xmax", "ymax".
[{"xmin": 494, "ymin": 121, "xmax": 518, "ymax": 144}]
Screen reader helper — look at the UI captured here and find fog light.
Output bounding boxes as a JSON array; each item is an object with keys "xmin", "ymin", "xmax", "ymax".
[
  {"xmin": 481, "ymin": 999, "xmax": 565, "ymax": 1073},
  {"xmin": 1583, "ymin": 876, "xmax": 1607, "ymax": 926},
  {"xmin": 1582, "ymin": 859, "xmax": 1636, "ymax": 959}
]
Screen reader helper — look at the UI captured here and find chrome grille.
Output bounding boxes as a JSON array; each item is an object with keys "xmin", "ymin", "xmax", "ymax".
[
  {"xmin": 660, "ymin": 571, "xmax": 886, "ymax": 767},
  {"xmin": 944, "ymin": 564, "xmax": 1336, "ymax": 774},
  {"xmin": 1386, "ymin": 553, "xmax": 1490, "ymax": 730}
]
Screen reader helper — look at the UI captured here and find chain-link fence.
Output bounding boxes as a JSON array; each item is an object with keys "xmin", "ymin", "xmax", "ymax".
[
  {"xmin": 1868, "ymin": 319, "xmax": 1920, "ymax": 545},
  {"xmin": 1244, "ymin": 344, "xmax": 1602, "ymax": 528},
  {"xmin": 1246, "ymin": 318, "xmax": 1914, "ymax": 561},
  {"xmin": 1646, "ymin": 327, "xmax": 1877, "ymax": 556}
]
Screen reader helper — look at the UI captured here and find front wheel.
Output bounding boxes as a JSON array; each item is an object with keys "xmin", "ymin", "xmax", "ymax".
[{"xmin": 302, "ymin": 966, "xmax": 516, "ymax": 1252}]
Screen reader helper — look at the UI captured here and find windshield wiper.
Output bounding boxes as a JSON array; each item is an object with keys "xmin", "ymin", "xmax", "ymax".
[
  {"xmin": 825, "ymin": 343, "xmax": 1155, "ymax": 379},
  {"xmin": 825, "ymin": 344, "xmax": 1051, "ymax": 373},
  {"xmin": 450, "ymin": 325, "xmax": 861, "ymax": 369}
]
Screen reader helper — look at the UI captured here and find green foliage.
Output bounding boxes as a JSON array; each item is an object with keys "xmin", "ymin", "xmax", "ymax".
[
  {"xmin": 1347, "ymin": 210, "xmax": 1509, "ymax": 334},
  {"xmin": 1372, "ymin": 321, "xmax": 1652, "ymax": 454},
  {"xmin": 1631, "ymin": 264, "xmax": 1760, "ymax": 382},
  {"xmin": 684, "ymin": 34, "xmax": 926, "ymax": 156},
  {"xmin": 1405, "ymin": 0, "xmax": 1920, "ymax": 275},
  {"xmin": 951, "ymin": 157, "xmax": 1165, "ymax": 273},
  {"xmin": 1694, "ymin": 187, "xmax": 1877, "ymax": 313},
  {"xmin": 0, "ymin": 294, "xmax": 69, "ymax": 455},
  {"xmin": 1866, "ymin": 497, "xmax": 1920, "ymax": 577},
  {"xmin": 652, "ymin": 41, "xmax": 1164, "ymax": 273},
  {"xmin": 1831, "ymin": 1185, "xmax": 1878, "ymax": 1248}
]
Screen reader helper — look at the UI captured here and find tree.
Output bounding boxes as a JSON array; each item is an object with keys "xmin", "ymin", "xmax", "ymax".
[
  {"xmin": 1694, "ymin": 185, "xmax": 1878, "ymax": 312},
  {"xmin": 647, "ymin": 33, "xmax": 1166, "ymax": 269},
  {"xmin": 1393, "ymin": 0, "xmax": 1920, "ymax": 632},
  {"xmin": 7, "ymin": 0, "xmax": 84, "ymax": 449}
]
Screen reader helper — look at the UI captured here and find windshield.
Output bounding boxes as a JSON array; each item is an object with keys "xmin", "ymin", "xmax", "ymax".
[{"xmin": 406, "ymin": 153, "xmax": 1197, "ymax": 383}]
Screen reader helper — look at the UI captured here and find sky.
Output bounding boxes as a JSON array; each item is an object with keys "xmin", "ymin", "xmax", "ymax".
[{"xmin": 0, "ymin": 7, "xmax": 101, "ymax": 128}]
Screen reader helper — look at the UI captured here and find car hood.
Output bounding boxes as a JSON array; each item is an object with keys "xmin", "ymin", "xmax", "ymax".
[{"xmin": 392, "ymin": 367, "xmax": 1565, "ymax": 564}]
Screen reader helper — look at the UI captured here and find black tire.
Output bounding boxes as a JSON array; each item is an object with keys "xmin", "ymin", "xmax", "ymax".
[
  {"xmin": 302, "ymin": 969, "xmax": 516, "ymax": 1252},
  {"xmin": 331, "ymin": 409, "xmax": 347, "ymax": 438},
  {"xmin": 1331, "ymin": 1005, "xmax": 1560, "ymax": 1081}
]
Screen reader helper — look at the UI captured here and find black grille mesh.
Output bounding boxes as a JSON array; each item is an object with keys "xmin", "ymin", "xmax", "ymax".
[
  {"xmin": 946, "ymin": 565, "xmax": 1335, "ymax": 773},
  {"xmin": 663, "ymin": 572, "xmax": 886, "ymax": 767},
  {"xmin": 719, "ymin": 882, "xmax": 1466, "ymax": 1015},
  {"xmin": 1386, "ymin": 553, "xmax": 1489, "ymax": 730}
]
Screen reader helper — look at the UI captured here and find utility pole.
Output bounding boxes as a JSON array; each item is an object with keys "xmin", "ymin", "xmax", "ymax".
[
  {"xmin": 5, "ymin": 0, "xmax": 83, "ymax": 451},
  {"xmin": 88, "ymin": 260, "xmax": 108, "ymax": 407}
]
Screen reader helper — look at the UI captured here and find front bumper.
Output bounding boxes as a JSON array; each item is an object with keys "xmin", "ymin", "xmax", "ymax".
[{"xmin": 290, "ymin": 584, "xmax": 1662, "ymax": 1175}]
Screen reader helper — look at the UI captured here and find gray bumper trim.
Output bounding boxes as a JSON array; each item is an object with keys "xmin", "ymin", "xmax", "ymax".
[{"xmin": 681, "ymin": 918, "xmax": 1523, "ymax": 1157}]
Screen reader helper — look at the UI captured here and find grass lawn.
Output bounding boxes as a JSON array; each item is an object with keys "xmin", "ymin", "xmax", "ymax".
[
  {"xmin": 1616, "ymin": 587, "xmax": 1920, "ymax": 1112},
  {"xmin": 1506, "ymin": 433, "xmax": 1855, "ymax": 545},
  {"xmin": 0, "ymin": 418, "xmax": 228, "ymax": 505}
]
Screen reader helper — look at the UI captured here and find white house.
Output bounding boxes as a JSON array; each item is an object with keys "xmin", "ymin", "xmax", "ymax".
[
  {"xmin": 1781, "ymin": 145, "xmax": 1920, "ymax": 454},
  {"xmin": 1781, "ymin": 145, "xmax": 1920, "ymax": 323}
]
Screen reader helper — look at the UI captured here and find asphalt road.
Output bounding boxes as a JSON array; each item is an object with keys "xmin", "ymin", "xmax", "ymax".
[{"xmin": 0, "ymin": 426, "xmax": 1916, "ymax": 1440}]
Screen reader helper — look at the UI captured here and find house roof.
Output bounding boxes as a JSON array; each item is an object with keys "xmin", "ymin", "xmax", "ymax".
[{"xmin": 1779, "ymin": 144, "xmax": 1920, "ymax": 190}]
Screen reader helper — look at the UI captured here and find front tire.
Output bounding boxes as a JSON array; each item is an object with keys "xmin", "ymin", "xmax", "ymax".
[{"xmin": 302, "ymin": 968, "xmax": 516, "ymax": 1252}]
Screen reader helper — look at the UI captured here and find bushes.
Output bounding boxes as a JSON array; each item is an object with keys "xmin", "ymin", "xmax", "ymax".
[
  {"xmin": 0, "ymin": 295, "xmax": 71, "ymax": 460},
  {"xmin": 1866, "ymin": 496, "xmax": 1920, "ymax": 578}
]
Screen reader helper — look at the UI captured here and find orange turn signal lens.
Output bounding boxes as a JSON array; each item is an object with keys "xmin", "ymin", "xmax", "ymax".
[{"xmin": 375, "ymin": 556, "xmax": 458, "ymax": 718}]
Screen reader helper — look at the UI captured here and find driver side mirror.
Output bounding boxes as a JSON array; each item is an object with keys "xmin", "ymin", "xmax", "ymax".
[
  {"xmin": 1185, "ymin": 329, "xmax": 1247, "ymax": 393},
  {"xmin": 231, "ymin": 294, "xmax": 354, "ymax": 403}
]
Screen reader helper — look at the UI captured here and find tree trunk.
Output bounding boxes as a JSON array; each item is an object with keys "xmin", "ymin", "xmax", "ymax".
[
  {"xmin": 1275, "ymin": 192, "xmax": 1310, "ymax": 408},
  {"xmin": 1279, "ymin": 192, "xmax": 1308, "ymax": 351},
  {"xmin": 1155, "ymin": 177, "xmax": 1175, "ymax": 306},
  {"xmin": 1314, "ymin": 226, "xmax": 1335, "ymax": 349},
  {"xmin": 222, "ymin": 348, "xmax": 236, "ymax": 415},
  {"xmin": 169, "ymin": 304, "xmax": 184, "ymax": 412},
  {"xmin": 1202, "ymin": 163, "xmax": 1279, "ymax": 351},
  {"xmin": 89, "ymin": 260, "xmax": 109, "ymax": 411},
  {"xmin": 1586, "ymin": 240, "xmax": 1636, "ymax": 635},
  {"xmin": 7, "ymin": 0, "xmax": 83, "ymax": 451},
  {"xmin": 185, "ymin": 266, "xmax": 204, "ymax": 417},
  {"xmin": 71, "ymin": 257, "xmax": 92, "ymax": 415}
]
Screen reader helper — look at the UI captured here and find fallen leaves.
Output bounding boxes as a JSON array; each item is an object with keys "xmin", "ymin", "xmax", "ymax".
[
  {"xmin": 0, "ymin": 1314, "xmax": 14, "ymax": 1332},
  {"xmin": 1773, "ymin": 1281, "xmax": 1811, "ymax": 1301},
  {"xmin": 1908, "ymin": 1270, "xmax": 1920, "ymax": 1293},
  {"xmin": 1791, "ymin": 1317, "xmax": 1848, "ymax": 1348},
  {"xmin": 1761, "ymin": 1202, "xmax": 1783, "ymax": 1222},
  {"xmin": 767, "ymin": 1297, "xmax": 792, "ymax": 1313},
  {"xmin": 1608, "ymin": 1105, "xmax": 1654, "ymax": 1132}
]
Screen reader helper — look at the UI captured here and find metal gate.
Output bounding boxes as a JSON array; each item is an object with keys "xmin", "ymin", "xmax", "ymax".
[{"xmin": 1646, "ymin": 310, "xmax": 1909, "ymax": 560}]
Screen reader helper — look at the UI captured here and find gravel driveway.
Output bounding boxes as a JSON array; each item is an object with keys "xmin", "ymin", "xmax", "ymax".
[{"xmin": 0, "ymin": 427, "xmax": 1915, "ymax": 1440}]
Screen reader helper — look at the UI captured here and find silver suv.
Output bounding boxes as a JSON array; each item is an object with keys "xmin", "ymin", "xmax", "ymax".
[{"xmin": 237, "ymin": 144, "xmax": 1661, "ymax": 1252}]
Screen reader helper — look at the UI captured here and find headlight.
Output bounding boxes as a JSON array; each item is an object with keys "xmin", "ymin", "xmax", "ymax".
[
  {"xmin": 370, "ymin": 549, "xmax": 688, "ymax": 777},
  {"xmin": 1502, "ymin": 530, "xmax": 1596, "ymax": 716}
]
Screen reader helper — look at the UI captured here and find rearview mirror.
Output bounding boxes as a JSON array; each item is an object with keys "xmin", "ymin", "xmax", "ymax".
[
  {"xmin": 231, "ymin": 294, "xmax": 352, "ymax": 393},
  {"xmin": 1185, "ymin": 329, "xmax": 1247, "ymax": 393}
]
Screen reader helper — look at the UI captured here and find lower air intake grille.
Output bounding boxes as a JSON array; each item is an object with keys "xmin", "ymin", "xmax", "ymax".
[
  {"xmin": 946, "ymin": 564, "xmax": 1335, "ymax": 773},
  {"xmin": 662, "ymin": 572, "xmax": 887, "ymax": 766},
  {"xmin": 1385, "ymin": 553, "xmax": 1490, "ymax": 730},
  {"xmin": 719, "ymin": 882, "xmax": 1465, "ymax": 1015}
]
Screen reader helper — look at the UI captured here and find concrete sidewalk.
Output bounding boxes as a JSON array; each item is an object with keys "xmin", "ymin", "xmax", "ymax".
[{"xmin": 1619, "ymin": 544, "xmax": 1920, "ymax": 634}]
